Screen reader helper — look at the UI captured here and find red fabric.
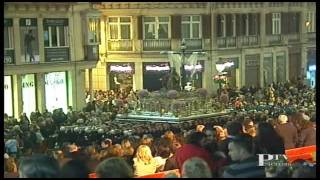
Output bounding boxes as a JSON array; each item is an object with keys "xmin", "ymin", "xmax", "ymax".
[
  {"xmin": 175, "ymin": 144, "xmax": 215, "ymax": 172},
  {"xmin": 285, "ymin": 145, "xmax": 316, "ymax": 163}
]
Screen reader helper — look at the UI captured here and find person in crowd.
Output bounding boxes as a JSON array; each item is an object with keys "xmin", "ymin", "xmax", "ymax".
[
  {"xmin": 254, "ymin": 122, "xmax": 285, "ymax": 154},
  {"xmin": 297, "ymin": 119, "xmax": 316, "ymax": 147},
  {"xmin": 274, "ymin": 114, "xmax": 298, "ymax": 150},
  {"xmin": 175, "ymin": 132, "xmax": 215, "ymax": 173},
  {"xmin": 290, "ymin": 159, "xmax": 316, "ymax": 178},
  {"xmin": 242, "ymin": 117, "xmax": 256, "ymax": 137},
  {"xmin": 217, "ymin": 121, "xmax": 243, "ymax": 163},
  {"xmin": 154, "ymin": 138, "xmax": 172, "ymax": 172},
  {"xmin": 222, "ymin": 134, "xmax": 265, "ymax": 178},
  {"xmin": 95, "ymin": 157, "xmax": 134, "ymax": 178},
  {"xmin": 132, "ymin": 145, "xmax": 160, "ymax": 177},
  {"xmin": 18, "ymin": 155, "xmax": 60, "ymax": 178},
  {"xmin": 181, "ymin": 157, "xmax": 212, "ymax": 178},
  {"xmin": 60, "ymin": 159, "xmax": 90, "ymax": 178}
]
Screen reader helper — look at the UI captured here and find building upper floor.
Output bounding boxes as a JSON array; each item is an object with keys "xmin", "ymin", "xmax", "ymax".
[
  {"xmin": 4, "ymin": 2, "xmax": 101, "ymax": 70},
  {"xmin": 95, "ymin": 2, "xmax": 315, "ymax": 54}
]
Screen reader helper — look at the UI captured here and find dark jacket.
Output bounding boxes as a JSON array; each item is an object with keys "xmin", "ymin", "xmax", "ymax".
[
  {"xmin": 275, "ymin": 123, "xmax": 298, "ymax": 150},
  {"xmin": 298, "ymin": 127, "xmax": 316, "ymax": 147}
]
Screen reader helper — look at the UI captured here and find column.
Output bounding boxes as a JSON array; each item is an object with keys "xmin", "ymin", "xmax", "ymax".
[
  {"xmin": 203, "ymin": 56, "xmax": 212, "ymax": 92},
  {"xmin": 260, "ymin": 6, "xmax": 267, "ymax": 46},
  {"xmin": 134, "ymin": 61, "xmax": 143, "ymax": 91},
  {"xmin": 12, "ymin": 74, "xmax": 23, "ymax": 119},
  {"xmin": 301, "ymin": 46, "xmax": 308, "ymax": 79},
  {"xmin": 211, "ymin": 52, "xmax": 218, "ymax": 95},
  {"xmin": 273, "ymin": 51, "xmax": 277, "ymax": 83},
  {"xmin": 285, "ymin": 48, "xmax": 289, "ymax": 82},
  {"xmin": 76, "ymin": 69, "xmax": 86, "ymax": 110},
  {"xmin": 36, "ymin": 73, "xmax": 46, "ymax": 113},
  {"xmin": 37, "ymin": 17, "xmax": 45, "ymax": 63},
  {"xmin": 99, "ymin": 16, "xmax": 107, "ymax": 60},
  {"xmin": 88, "ymin": 68, "xmax": 93, "ymax": 101},
  {"xmin": 260, "ymin": 52, "xmax": 264, "ymax": 87},
  {"xmin": 241, "ymin": 51, "xmax": 246, "ymax": 87},
  {"xmin": 13, "ymin": 18, "xmax": 22, "ymax": 65}
]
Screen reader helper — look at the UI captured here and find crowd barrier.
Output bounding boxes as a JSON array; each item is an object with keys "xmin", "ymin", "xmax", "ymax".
[
  {"xmin": 88, "ymin": 169, "xmax": 180, "ymax": 178},
  {"xmin": 285, "ymin": 145, "xmax": 316, "ymax": 163}
]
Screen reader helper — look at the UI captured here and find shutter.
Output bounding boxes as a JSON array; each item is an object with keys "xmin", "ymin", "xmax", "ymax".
[
  {"xmin": 171, "ymin": 15, "xmax": 181, "ymax": 39},
  {"xmin": 266, "ymin": 13, "xmax": 272, "ymax": 35},
  {"xmin": 217, "ymin": 14, "xmax": 222, "ymax": 37},
  {"xmin": 226, "ymin": 14, "xmax": 232, "ymax": 36},
  {"xmin": 257, "ymin": 13, "xmax": 260, "ymax": 35},
  {"xmin": 295, "ymin": 12, "xmax": 300, "ymax": 33},
  {"xmin": 236, "ymin": 14, "xmax": 241, "ymax": 36},
  {"xmin": 137, "ymin": 16, "xmax": 143, "ymax": 40},
  {"xmin": 202, "ymin": 14, "xmax": 211, "ymax": 39},
  {"xmin": 281, "ymin": 12, "xmax": 288, "ymax": 34}
]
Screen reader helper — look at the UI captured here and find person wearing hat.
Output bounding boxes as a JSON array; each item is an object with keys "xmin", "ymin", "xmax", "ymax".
[{"xmin": 274, "ymin": 114, "xmax": 298, "ymax": 150}]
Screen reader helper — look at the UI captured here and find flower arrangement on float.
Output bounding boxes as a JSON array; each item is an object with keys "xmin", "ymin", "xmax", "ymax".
[{"xmin": 213, "ymin": 74, "xmax": 227, "ymax": 84}]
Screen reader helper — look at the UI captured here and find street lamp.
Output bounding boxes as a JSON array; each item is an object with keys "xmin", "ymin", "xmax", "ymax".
[
  {"xmin": 180, "ymin": 39, "xmax": 187, "ymax": 90},
  {"xmin": 215, "ymin": 59, "xmax": 226, "ymax": 95}
]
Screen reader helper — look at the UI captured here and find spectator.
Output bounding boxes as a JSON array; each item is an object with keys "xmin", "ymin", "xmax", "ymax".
[
  {"xmin": 254, "ymin": 122, "xmax": 285, "ymax": 154},
  {"xmin": 222, "ymin": 134, "xmax": 265, "ymax": 178},
  {"xmin": 218, "ymin": 121, "xmax": 243, "ymax": 163},
  {"xmin": 242, "ymin": 118, "xmax": 256, "ymax": 137},
  {"xmin": 175, "ymin": 132, "xmax": 215, "ymax": 173},
  {"xmin": 133, "ymin": 145, "xmax": 160, "ymax": 177},
  {"xmin": 154, "ymin": 138, "xmax": 172, "ymax": 172},
  {"xmin": 60, "ymin": 159, "xmax": 89, "ymax": 178},
  {"xmin": 95, "ymin": 157, "xmax": 133, "ymax": 178},
  {"xmin": 181, "ymin": 157, "xmax": 212, "ymax": 178},
  {"xmin": 291, "ymin": 159, "xmax": 316, "ymax": 178},
  {"xmin": 275, "ymin": 115, "xmax": 298, "ymax": 150},
  {"xmin": 18, "ymin": 155, "xmax": 60, "ymax": 178},
  {"xmin": 297, "ymin": 119, "xmax": 316, "ymax": 147}
]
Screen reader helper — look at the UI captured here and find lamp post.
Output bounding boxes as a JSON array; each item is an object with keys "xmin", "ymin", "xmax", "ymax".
[
  {"xmin": 215, "ymin": 60, "xmax": 226, "ymax": 96},
  {"xmin": 180, "ymin": 39, "xmax": 187, "ymax": 90}
]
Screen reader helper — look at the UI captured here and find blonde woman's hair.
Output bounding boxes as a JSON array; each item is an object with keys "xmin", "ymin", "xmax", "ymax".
[{"xmin": 135, "ymin": 145, "xmax": 153, "ymax": 163}]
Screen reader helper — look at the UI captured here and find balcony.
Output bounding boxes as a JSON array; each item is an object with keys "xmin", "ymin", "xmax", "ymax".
[
  {"xmin": 184, "ymin": 39, "xmax": 202, "ymax": 50},
  {"xmin": 4, "ymin": 49, "xmax": 15, "ymax": 64},
  {"xmin": 286, "ymin": 34, "xmax": 300, "ymax": 43},
  {"xmin": 217, "ymin": 37, "xmax": 237, "ymax": 48},
  {"xmin": 305, "ymin": 32, "xmax": 316, "ymax": 42},
  {"xmin": 143, "ymin": 39, "xmax": 171, "ymax": 51},
  {"xmin": 266, "ymin": 35, "xmax": 283, "ymax": 45},
  {"xmin": 107, "ymin": 39, "xmax": 133, "ymax": 51},
  {"xmin": 44, "ymin": 47, "xmax": 70, "ymax": 62},
  {"xmin": 238, "ymin": 36, "xmax": 260, "ymax": 47}
]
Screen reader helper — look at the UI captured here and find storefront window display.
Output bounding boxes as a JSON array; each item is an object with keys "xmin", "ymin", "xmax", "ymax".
[
  {"xmin": 108, "ymin": 63, "xmax": 134, "ymax": 92},
  {"xmin": 4, "ymin": 76, "xmax": 13, "ymax": 117},
  {"xmin": 22, "ymin": 74, "xmax": 36, "ymax": 118},
  {"xmin": 45, "ymin": 72, "xmax": 68, "ymax": 113}
]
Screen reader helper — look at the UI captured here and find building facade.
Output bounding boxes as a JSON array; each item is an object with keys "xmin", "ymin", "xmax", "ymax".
[
  {"xmin": 88, "ymin": 2, "xmax": 316, "ymax": 92},
  {"xmin": 4, "ymin": 2, "xmax": 100, "ymax": 118}
]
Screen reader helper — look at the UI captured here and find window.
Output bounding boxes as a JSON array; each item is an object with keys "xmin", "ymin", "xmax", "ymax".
[
  {"xmin": 248, "ymin": 13, "xmax": 258, "ymax": 35},
  {"xmin": 272, "ymin": 13, "xmax": 281, "ymax": 34},
  {"xmin": 108, "ymin": 17, "xmax": 131, "ymax": 40},
  {"xmin": 217, "ymin": 14, "xmax": 226, "ymax": 37},
  {"xmin": 181, "ymin": 15, "xmax": 201, "ymax": 39},
  {"xmin": 43, "ymin": 19, "xmax": 69, "ymax": 47},
  {"xmin": 88, "ymin": 17, "xmax": 101, "ymax": 43},
  {"xmin": 4, "ymin": 19, "xmax": 14, "ymax": 50},
  {"xmin": 143, "ymin": 16, "xmax": 170, "ymax": 39},
  {"xmin": 306, "ymin": 12, "xmax": 315, "ymax": 33}
]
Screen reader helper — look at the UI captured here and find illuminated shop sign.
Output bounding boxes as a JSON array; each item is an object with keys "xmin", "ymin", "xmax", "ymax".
[
  {"xmin": 108, "ymin": 63, "xmax": 135, "ymax": 74},
  {"xmin": 4, "ymin": 76, "xmax": 13, "ymax": 116},
  {"xmin": 145, "ymin": 65, "xmax": 170, "ymax": 71},
  {"xmin": 45, "ymin": 72, "xmax": 68, "ymax": 113},
  {"xmin": 184, "ymin": 64, "xmax": 203, "ymax": 71},
  {"xmin": 22, "ymin": 74, "xmax": 36, "ymax": 118}
]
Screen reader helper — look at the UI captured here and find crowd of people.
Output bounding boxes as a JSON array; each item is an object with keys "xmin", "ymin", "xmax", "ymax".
[{"xmin": 4, "ymin": 80, "xmax": 316, "ymax": 178}]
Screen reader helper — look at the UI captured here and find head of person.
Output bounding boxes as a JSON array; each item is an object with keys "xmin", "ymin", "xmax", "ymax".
[
  {"xmin": 225, "ymin": 121, "xmax": 243, "ymax": 137},
  {"xmin": 18, "ymin": 155, "xmax": 60, "ymax": 178},
  {"xmin": 95, "ymin": 157, "xmax": 133, "ymax": 178},
  {"xmin": 163, "ymin": 130, "xmax": 175, "ymax": 142},
  {"xmin": 185, "ymin": 131, "xmax": 207, "ymax": 147},
  {"xmin": 135, "ymin": 145, "xmax": 153, "ymax": 163},
  {"xmin": 228, "ymin": 134, "xmax": 254, "ymax": 162},
  {"xmin": 181, "ymin": 157, "xmax": 212, "ymax": 178},
  {"xmin": 60, "ymin": 159, "xmax": 89, "ymax": 178},
  {"xmin": 278, "ymin": 114, "xmax": 288, "ymax": 124},
  {"xmin": 101, "ymin": 138, "xmax": 112, "ymax": 149}
]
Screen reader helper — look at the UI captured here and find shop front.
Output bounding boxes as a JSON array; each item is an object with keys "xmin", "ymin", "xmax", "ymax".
[
  {"xmin": 307, "ymin": 49, "xmax": 316, "ymax": 88},
  {"xmin": 143, "ymin": 62, "xmax": 170, "ymax": 91},
  {"xmin": 4, "ymin": 76, "xmax": 13, "ymax": 117},
  {"xmin": 21, "ymin": 74, "xmax": 36, "ymax": 118},
  {"xmin": 108, "ymin": 63, "xmax": 134, "ymax": 92},
  {"xmin": 45, "ymin": 71, "xmax": 68, "ymax": 113},
  {"xmin": 184, "ymin": 60, "xmax": 204, "ymax": 89}
]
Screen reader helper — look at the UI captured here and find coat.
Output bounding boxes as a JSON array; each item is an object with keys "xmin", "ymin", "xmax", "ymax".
[{"xmin": 275, "ymin": 123, "xmax": 298, "ymax": 150}]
